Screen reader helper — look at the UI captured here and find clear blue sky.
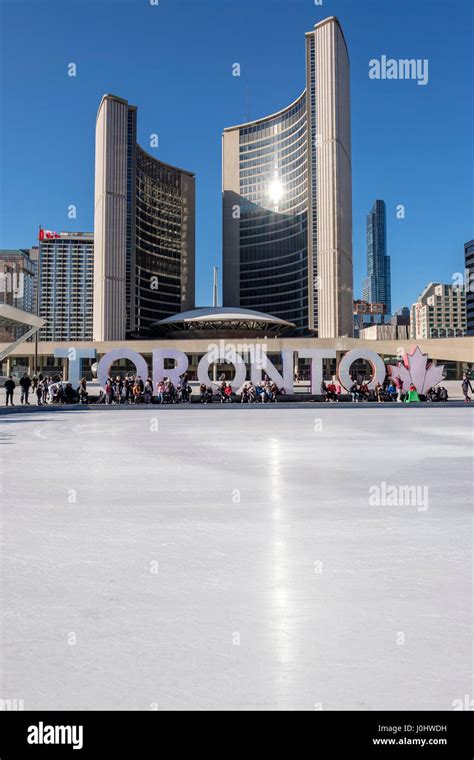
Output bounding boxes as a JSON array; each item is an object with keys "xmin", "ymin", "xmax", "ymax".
[{"xmin": 0, "ymin": 0, "xmax": 472, "ymax": 311}]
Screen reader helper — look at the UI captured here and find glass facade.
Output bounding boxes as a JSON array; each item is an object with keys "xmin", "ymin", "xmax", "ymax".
[
  {"xmin": 223, "ymin": 18, "xmax": 353, "ymax": 338},
  {"xmin": 237, "ymin": 94, "xmax": 309, "ymax": 332},
  {"xmin": 124, "ymin": 109, "xmax": 194, "ymax": 338},
  {"xmin": 134, "ymin": 148, "xmax": 186, "ymax": 333},
  {"xmin": 363, "ymin": 200, "xmax": 391, "ymax": 314},
  {"xmin": 465, "ymin": 240, "xmax": 474, "ymax": 336},
  {"xmin": 94, "ymin": 94, "xmax": 195, "ymax": 341}
]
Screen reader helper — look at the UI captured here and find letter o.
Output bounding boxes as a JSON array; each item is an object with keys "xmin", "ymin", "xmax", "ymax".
[
  {"xmin": 97, "ymin": 349, "xmax": 148, "ymax": 389},
  {"xmin": 197, "ymin": 350, "xmax": 246, "ymax": 391},
  {"xmin": 338, "ymin": 348, "xmax": 386, "ymax": 391}
]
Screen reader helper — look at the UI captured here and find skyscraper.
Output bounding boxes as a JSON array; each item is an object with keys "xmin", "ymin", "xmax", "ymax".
[
  {"xmin": 465, "ymin": 239, "xmax": 474, "ymax": 336},
  {"xmin": 362, "ymin": 200, "xmax": 391, "ymax": 314},
  {"xmin": 222, "ymin": 17, "xmax": 353, "ymax": 337},
  {"xmin": 94, "ymin": 94, "xmax": 195, "ymax": 341},
  {"xmin": 38, "ymin": 232, "xmax": 94, "ymax": 342}
]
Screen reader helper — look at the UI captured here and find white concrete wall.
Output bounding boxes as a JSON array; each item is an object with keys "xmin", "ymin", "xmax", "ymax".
[
  {"xmin": 314, "ymin": 18, "xmax": 353, "ymax": 338},
  {"xmin": 222, "ymin": 129, "xmax": 242, "ymax": 307},
  {"xmin": 93, "ymin": 95, "xmax": 128, "ymax": 341}
]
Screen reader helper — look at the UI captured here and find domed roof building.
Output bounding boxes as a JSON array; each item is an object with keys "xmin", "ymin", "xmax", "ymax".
[{"xmin": 151, "ymin": 306, "xmax": 295, "ymax": 339}]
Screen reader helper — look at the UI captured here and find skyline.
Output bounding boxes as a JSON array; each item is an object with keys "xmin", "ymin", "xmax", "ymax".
[{"xmin": 0, "ymin": 0, "xmax": 472, "ymax": 313}]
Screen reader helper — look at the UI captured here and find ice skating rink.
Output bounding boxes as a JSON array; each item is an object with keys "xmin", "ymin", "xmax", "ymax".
[{"xmin": 1, "ymin": 407, "xmax": 472, "ymax": 710}]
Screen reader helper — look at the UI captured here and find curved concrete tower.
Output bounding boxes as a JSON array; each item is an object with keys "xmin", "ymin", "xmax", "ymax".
[
  {"xmin": 94, "ymin": 95, "xmax": 129, "ymax": 341},
  {"xmin": 94, "ymin": 94, "xmax": 195, "ymax": 341}
]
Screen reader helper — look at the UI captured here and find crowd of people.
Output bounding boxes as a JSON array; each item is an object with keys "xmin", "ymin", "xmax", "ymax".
[
  {"xmin": 3, "ymin": 373, "xmax": 88, "ymax": 406},
  {"xmin": 3, "ymin": 370, "xmax": 470, "ymax": 406},
  {"xmin": 322, "ymin": 374, "xmax": 451, "ymax": 403},
  {"xmin": 99, "ymin": 375, "xmax": 283, "ymax": 404},
  {"xmin": 237, "ymin": 380, "xmax": 281, "ymax": 403},
  {"xmin": 99, "ymin": 374, "xmax": 193, "ymax": 404},
  {"xmin": 320, "ymin": 380, "xmax": 344, "ymax": 401}
]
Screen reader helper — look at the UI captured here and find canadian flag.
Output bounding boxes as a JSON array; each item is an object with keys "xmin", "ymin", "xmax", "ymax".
[{"xmin": 39, "ymin": 228, "xmax": 60, "ymax": 240}]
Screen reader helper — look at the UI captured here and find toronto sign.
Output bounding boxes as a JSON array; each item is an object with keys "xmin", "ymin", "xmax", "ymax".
[{"xmin": 54, "ymin": 345, "xmax": 445, "ymax": 395}]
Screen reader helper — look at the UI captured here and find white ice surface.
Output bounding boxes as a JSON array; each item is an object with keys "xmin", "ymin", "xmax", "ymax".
[{"xmin": 1, "ymin": 407, "xmax": 472, "ymax": 710}]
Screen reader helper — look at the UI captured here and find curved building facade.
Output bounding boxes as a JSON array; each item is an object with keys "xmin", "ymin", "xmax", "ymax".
[
  {"xmin": 135, "ymin": 147, "xmax": 194, "ymax": 332},
  {"xmin": 227, "ymin": 93, "xmax": 309, "ymax": 332},
  {"xmin": 94, "ymin": 94, "xmax": 195, "ymax": 341},
  {"xmin": 222, "ymin": 17, "xmax": 353, "ymax": 337}
]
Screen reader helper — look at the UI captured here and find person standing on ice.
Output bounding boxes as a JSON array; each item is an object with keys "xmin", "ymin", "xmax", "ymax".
[
  {"xmin": 461, "ymin": 374, "xmax": 473, "ymax": 403},
  {"xmin": 4, "ymin": 376, "xmax": 15, "ymax": 406},
  {"xmin": 19, "ymin": 373, "xmax": 31, "ymax": 405},
  {"xmin": 41, "ymin": 377, "xmax": 49, "ymax": 404}
]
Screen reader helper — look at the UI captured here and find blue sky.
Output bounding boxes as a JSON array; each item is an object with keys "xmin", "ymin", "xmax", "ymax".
[{"xmin": 0, "ymin": 0, "xmax": 472, "ymax": 311}]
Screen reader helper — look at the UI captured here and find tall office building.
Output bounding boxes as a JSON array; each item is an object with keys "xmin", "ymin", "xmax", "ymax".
[
  {"xmin": 222, "ymin": 17, "xmax": 353, "ymax": 337},
  {"xmin": 38, "ymin": 232, "xmax": 94, "ymax": 341},
  {"xmin": 362, "ymin": 200, "xmax": 391, "ymax": 315},
  {"xmin": 94, "ymin": 94, "xmax": 195, "ymax": 341},
  {"xmin": 465, "ymin": 239, "xmax": 474, "ymax": 335}
]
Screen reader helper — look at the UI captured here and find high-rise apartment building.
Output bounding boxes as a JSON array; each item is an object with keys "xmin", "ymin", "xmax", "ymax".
[
  {"xmin": 465, "ymin": 239, "xmax": 474, "ymax": 336},
  {"xmin": 362, "ymin": 200, "xmax": 391, "ymax": 314},
  {"xmin": 38, "ymin": 232, "xmax": 94, "ymax": 341},
  {"xmin": 222, "ymin": 17, "xmax": 353, "ymax": 337},
  {"xmin": 94, "ymin": 94, "xmax": 195, "ymax": 341},
  {"xmin": 410, "ymin": 283, "xmax": 466, "ymax": 339}
]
